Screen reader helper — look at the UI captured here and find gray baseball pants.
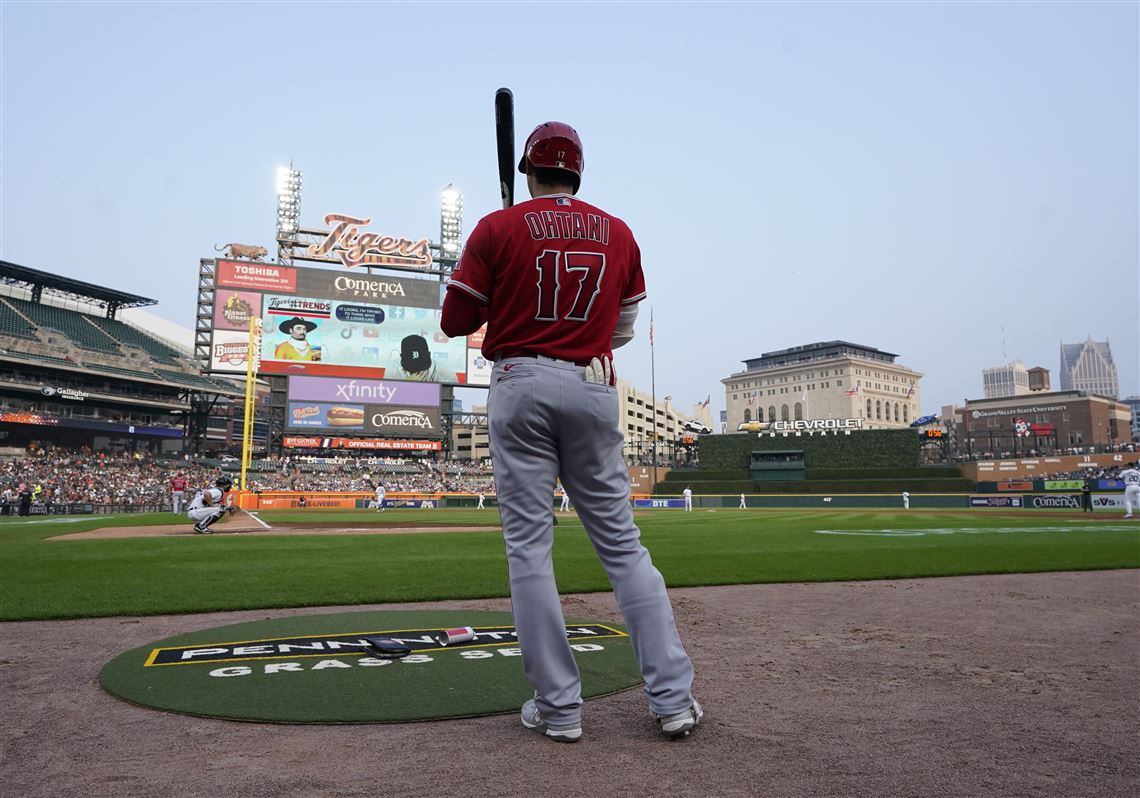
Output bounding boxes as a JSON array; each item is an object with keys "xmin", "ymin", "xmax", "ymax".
[{"xmin": 488, "ymin": 355, "xmax": 694, "ymax": 726}]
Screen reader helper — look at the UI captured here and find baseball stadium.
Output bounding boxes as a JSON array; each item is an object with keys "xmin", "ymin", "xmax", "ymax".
[{"xmin": 2, "ymin": 174, "xmax": 1138, "ymax": 797}]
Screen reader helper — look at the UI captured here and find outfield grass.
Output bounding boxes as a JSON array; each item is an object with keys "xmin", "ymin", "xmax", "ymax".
[{"xmin": 0, "ymin": 509, "xmax": 1137, "ymax": 620}]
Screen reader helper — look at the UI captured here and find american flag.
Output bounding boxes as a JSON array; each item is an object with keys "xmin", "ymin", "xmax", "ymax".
[
  {"xmin": 906, "ymin": 385, "xmax": 914, "ymax": 397},
  {"xmin": 845, "ymin": 384, "xmax": 860, "ymax": 396}
]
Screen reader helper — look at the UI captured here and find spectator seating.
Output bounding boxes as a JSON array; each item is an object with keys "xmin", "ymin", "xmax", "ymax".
[
  {"xmin": 86, "ymin": 317, "xmax": 183, "ymax": 364},
  {"xmin": 4, "ymin": 298, "xmax": 121, "ymax": 353},
  {"xmin": 153, "ymin": 369, "xmax": 241, "ymax": 393},
  {"xmin": 1, "ymin": 350, "xmax": 76, "ymax": 368},
  {"xmin": 0, "ymin": 300, "xmax": 36, "ymax": 339},
  {"xmin": 84, "ymin": 363, "xmax": 160, "ymax": 380}
]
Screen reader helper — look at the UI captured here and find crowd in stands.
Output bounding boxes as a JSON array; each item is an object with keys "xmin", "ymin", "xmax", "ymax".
[
  {"xmin": 0, "ymin": 443, "xmax": 498, "ymax": 514},
  {"xmin": 956, "ymin": 442, "xmax": 1137, "ymax": 462},
  {"xmin": 1037, "ymin": 463, "xmax": 1137, "ymax": 482}
]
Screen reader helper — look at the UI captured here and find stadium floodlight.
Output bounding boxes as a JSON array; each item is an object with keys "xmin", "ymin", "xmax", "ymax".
[
  {"xmin": 440, "ymin": 183, "xmax": 463, "ymax": 259},
  {"xmin": 276, "ymin": 165, "xmax": 303, "ymax": 237}
]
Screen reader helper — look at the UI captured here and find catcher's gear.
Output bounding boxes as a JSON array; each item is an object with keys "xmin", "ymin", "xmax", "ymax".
[
  {"xmin": 226, "ymin": 505, "xmax": 239, "ymax": 516},
  {"xmin": 585, "ymin": 355, "xmax": 614, "ymax": 386},
  {"xmin": 517, "ymin": 121, "xmax": 583, "ymax": 189},
  {"xmin": 216, "ymin": 476, "xmax": 233, "ymax": 491}
]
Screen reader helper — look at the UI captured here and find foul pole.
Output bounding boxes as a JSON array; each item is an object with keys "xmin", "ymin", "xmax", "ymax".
[{"xmin": 240, "ymin": 316, "xmax": 264, "ymax": 491}]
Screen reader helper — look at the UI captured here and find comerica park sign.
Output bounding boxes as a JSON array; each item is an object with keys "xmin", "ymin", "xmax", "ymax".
[{"xmin": 738, "ymin": 418, "xmax": 865, "ymax": 437}]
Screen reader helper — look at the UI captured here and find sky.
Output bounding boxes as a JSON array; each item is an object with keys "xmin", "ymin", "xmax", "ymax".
[{"xmin": 2, "ymin": 2, "xmax": 1137, "ymax": 421}]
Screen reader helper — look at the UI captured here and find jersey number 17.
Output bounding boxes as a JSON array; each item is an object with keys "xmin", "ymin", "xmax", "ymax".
[{"xmin": 535, "ymin": 250, "xmax": 606, "ymax": 322}]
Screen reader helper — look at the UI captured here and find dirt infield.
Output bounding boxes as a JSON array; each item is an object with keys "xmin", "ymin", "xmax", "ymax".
[
  {"xmin": 49, "ymin": 522, "xmax": 503, "ymax": 540},
  {"xmin": 1, "ymin": 570, "xmax": 1136, "ymax": 797}
]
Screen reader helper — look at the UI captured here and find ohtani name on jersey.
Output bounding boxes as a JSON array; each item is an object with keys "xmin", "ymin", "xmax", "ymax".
[{"xmin": 524, "ymin": 211, "xmax": 610, "ymax": 245}]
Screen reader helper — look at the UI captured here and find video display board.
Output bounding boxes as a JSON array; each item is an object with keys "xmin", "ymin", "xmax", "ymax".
[
  {"xmin": 284, "ymin": 375, "xmax": 442, "ymax": 438},
  {"xmin": 208, "ymin": 259, "xmax": 491, "ymax": 387}
]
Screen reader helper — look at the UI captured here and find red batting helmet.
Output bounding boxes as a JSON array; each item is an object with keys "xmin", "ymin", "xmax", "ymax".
[{"xmin": 517, "ymin": 122, "xmax": 584, "ymax": 187}]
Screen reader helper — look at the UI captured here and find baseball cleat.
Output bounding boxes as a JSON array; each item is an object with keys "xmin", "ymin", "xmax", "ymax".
[
  {"xmin": 655, "ymin": 700, "xmax": 703, "ymax": 739},
  {"xmin": 520, "ymin": 699, "xmax": 581, "ymax": 743}
]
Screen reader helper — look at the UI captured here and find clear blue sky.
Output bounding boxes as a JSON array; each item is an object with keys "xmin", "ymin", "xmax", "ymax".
[{"xmin": 2, "ymin": 2, "xmax": 1137, "ymax": 418}]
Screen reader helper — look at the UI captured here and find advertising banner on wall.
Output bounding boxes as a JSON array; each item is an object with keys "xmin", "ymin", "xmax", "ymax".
[
  {"xmin": 1091, "ymin": 494, "xmax": 1126, "ymax": 509},
  {"xmin": 1023, "ymin": 494, "xmax": 1081, "ymax": 509},
  {"xmin": 969, "ymin": 496, "xmax": 1024, "ymax": 508},
  {"xmin": 282, "ymin": 436, "xmax": 442, "ymax": 451},
  {"xmin": 1044, "ymin": 480, "xmax": 1085, "ymax": 491},
  {"xmin": 286, "ymin": 402, "xmax": 442, "ymax": 436}
]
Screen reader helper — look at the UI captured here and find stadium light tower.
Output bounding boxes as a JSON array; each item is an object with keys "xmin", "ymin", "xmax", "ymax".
[
  {"xmin": 276, "ymin": 164, "xmax": 303, "ymax": 264},
  {"xmin": 440, "ymin": 183, "xmax": 463, "ymax": 262}
]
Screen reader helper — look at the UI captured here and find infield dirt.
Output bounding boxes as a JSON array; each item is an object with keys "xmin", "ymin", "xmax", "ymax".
[{"xmin": 1, "ymin": 570, "xmax": 1136, "ymax": 797}]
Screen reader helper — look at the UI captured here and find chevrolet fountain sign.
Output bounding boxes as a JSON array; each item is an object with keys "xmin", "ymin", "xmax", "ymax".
[{"xmin": 737, "ymin": 418, "xmax": 865, "ymax": 437}]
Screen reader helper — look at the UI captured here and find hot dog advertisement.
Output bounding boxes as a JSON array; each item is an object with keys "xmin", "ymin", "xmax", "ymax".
[{"xmin": 287, "ymin": 402, "xmax": 442, "ymax": 437}]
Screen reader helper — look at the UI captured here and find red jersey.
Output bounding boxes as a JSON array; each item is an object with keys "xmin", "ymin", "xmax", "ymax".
[
  {"xmin": 170, "ymin": 476, "xmax": 187, "ymax": 491},
  {"xmin": 447, "ymin": 194, "xmax": 646, "ymax": 363}
]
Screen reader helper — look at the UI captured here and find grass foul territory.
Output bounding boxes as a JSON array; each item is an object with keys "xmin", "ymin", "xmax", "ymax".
[{"xmin": 1, "ymin": 508, "xmax": 1137, "ymax": 620}]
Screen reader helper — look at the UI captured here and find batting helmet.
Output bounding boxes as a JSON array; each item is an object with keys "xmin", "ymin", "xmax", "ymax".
[
  {"xmin": 216, "ymin": 476, "xmax": 233, "ymax": 491},
  {"xmin": 517, "ymin": 122, "xmax": 584, "ymax": 188}
]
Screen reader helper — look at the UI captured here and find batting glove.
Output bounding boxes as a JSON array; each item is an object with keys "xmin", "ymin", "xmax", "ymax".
[{"xmin": 585, "ymin": 355, "xmax": 614, "ymax": 386}]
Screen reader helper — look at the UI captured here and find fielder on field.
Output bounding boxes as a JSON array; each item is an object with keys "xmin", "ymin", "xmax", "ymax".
[
  {"xmin": 902, "ymin": 491, "xmax": 910, "ymax": 510},
  {"xmin": 683, "ymin": 487, "xmax": 693, "ymax": 512},
  {"xmin": 558, "ymin": 485, "xmax": 570, "ymax": 512},
  {"xmin": 441, "ymin": 119, "xmax": 699, "ymax": 743},
  {"xmin": 373, "ymin": 483, "xmax": 386, "ymax": 512},
  {"xmin": 1121, "ymin": 462, "xmax": 1140, "ymax": 519}
]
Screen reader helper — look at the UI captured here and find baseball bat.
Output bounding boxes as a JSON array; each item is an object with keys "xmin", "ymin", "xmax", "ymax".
[{"xmin": 495, "ymin": 87, "xmax": 515, "ymax": 209}]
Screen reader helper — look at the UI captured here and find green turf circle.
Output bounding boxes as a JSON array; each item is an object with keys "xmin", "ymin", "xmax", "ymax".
[{"xmin": 99, "ymin": 610, "xmax": 642, "ymax": 723}]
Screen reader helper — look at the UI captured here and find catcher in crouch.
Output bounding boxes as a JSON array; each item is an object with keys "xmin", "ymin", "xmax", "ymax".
[{"xmin": 187, "ymin": 476, "xmax": 237, "ymax": 534}]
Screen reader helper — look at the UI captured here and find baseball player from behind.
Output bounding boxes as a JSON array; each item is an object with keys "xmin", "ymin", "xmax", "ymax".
[
  {"xmin": 441, "ymin": 121, "xmax": 699, "ymax": 743},
  {"xmin": 1121, "ymin": 462, "xmax": 1140, "ymax": 518},
  {"xmin": 187, "ymin": 476, "xmax": 235, "ymax": 534}
]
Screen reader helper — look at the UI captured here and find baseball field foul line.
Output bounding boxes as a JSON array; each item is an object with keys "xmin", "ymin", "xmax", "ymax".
[{"xmin": 241, "ymin": 508, "xmax": 272, "ymax": 530}]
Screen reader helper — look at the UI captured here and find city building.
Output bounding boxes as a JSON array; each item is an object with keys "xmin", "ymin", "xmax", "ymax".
[
  {"xmin": 1059, "ymin": 337, "xmax": 1119, "ymax": 398},
  {"xmin": 955, "ymin": 390, "xmax": 1131, "ymax": 456},
  {"xmin": 722, "ymin": 341, "xmax": 922, "ymax": 432},
  {"xmin": 982, "ymin": 361, "xmax": 1031, "ymax": 398},
  {"xmin": 449, "ymin": 380, "xmax": 703, "ymax": 465},
  {"xmin": 1122, "ymin": 396, "xmax": 1140, "ymax": 442}
]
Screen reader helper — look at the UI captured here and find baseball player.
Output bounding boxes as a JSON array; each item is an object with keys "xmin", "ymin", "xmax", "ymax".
[
  {"xmin": 739, "ymin": 493, "xmax": 746, "ymax": 509},
  {"xmin": 374, "ymin": 483, "xmax": 386, "ymax": 512},
  {"xmin": 902, "ymin": 491, "xmax": 910, "ymax": 510},
  {"xmin": 1121, "ymin": 462, "xmax": 1140, "ymax": 518},
  {"xmin": 683, "ymin": 487, "xmax": 693, "ymax": 512},
  {"xmin": 559, "ymin": 485, "xmax": 571, "ymax": 512},
  {"xmin": 477, "ymin": 493, "xmax": 486, "ymax": 510},
  {"xmin": 186, "ymin": 476, "xmax": 235, "ymax": 534},
  {"xmin": 441, "ymin": 121, "xmax": 699, "ymax": 742},
  {"xmin": 170, "ymin": 472, "xmax": 187, "ymax": 514}
]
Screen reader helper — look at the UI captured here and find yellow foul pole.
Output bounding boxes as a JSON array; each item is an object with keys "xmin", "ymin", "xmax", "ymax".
[{"xmin": 240, "ymin": 316, "xmax": 264, "ymax": 492}]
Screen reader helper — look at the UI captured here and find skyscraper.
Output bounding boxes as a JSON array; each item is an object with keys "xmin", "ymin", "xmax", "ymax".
[
  {"xmin": 1059, "ymin": 338, "xmax": 1119, "ymax": 399},
  {"xmin": 982, "ymin": 361, "xmax": 1031, "ymax": 398}
]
